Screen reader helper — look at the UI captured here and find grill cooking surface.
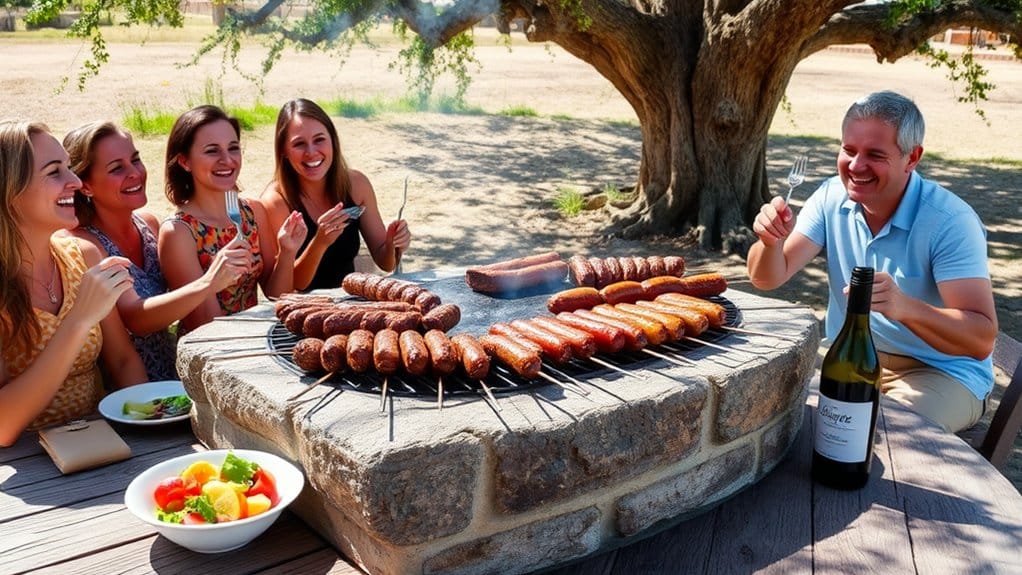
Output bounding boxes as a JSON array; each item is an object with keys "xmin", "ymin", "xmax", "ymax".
[{"xmin": 269, "ymin": 275, "xmax": 741, "ymax": 398}]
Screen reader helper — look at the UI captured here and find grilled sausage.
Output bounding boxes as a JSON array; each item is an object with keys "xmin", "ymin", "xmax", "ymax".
[
  {"xmin": 361, "ymin": 275, "xmax": 384, "ymax": 300},
  {"xmin": 663, "ymin": 256, "xmax": 686, "ymax": 277},
  {"xmin": 321, "ymin": 334, "xmax": 348, "ymax": 373},
  {"xmin": 373, "ymin": 329, "xmax": 401, "ymax": 375},
  {"xmin": 635, "ymin": 300, "xmax": 710, "ymax": 336},
  {"xmin": 509, "ymin": 319, "xmax": 573, "ymax": 364},
  {"xmin": 604, "ymin": 257, "xmax": 623, "ymax": 284},
  {"xmin": 614, "ymin": 303, "xmax": 686, "ymax": 341},
  {"xmin": 345, "ymin": 329, "xmax": 375, "ymax": 373},
  {"xmin": 655, "ymin": 293, "xmax": 727, "ymax": 327},
  {"xmin": 450, "ymin": 333, "xmax": 491, "ymax": 380},
  {"xmin": 599, "ymin": 280, "xmax": 646, "ymax": 305},
  {"xmin": 285, "ymin": 306, "xmax": 330, "ymax": 336},
  {"xmin": 527, "ymin": 317, "xmax": 596, "ymax": 360},
  {"xmin": 546, "ymin": 287, "xmax": 604, "ymax": 314},
  {"xmin": 372, "ymin": 278, "xmax": 398, "ymax": 301},
  {"xmin": 292, "ymin": 337, "xmax": 324, "ymax": 373},
  {"xmin": 385, "ymin": 310, "xmax": 423, "ymax": 333},
  {"xmin": 555, "ymin": 312, "xmax": 627, "ymax": 354},
  {"xmin": 414, "ymin": 291, "xmax": 442, "ymax": 314},
  {"xmin": 359, "ymin": 310, "xmax": 391, "ymax": 332},
  {"xmin": 400, "ymin": 285, "xmax": 426, "ymax": 305},
  {"xmin": 302, "ymin": 309, "xmax": 337, "ymax": 340},
  {"xmin": 341, "ymin": 272, "xmax": 372, "ymax": 296},
  {"xmin": 341, "ymin": 301, "xmax": 417, "ymax": 312},
  {"xmin": 641, "ymin": 276, "xmax": 689, "ymax": 299},
  {"xmin": 647, "ymin": 256, "xmax": 666, "ymax": 277},
  {"xmin": 568, "ymin": 255, "xmax": 596, "ymax": 287},
  {"xmin": 572, "ymin": 309, "xmax": 648, "ymax": 351},
  {"xmin": 588, "ymin": 257, "xmax": 611, "ymax": 289},
  {"xmin": 398, "ymin": 330, "xmax": 430, "ymax": 375},
  {"xmin": 421, "ymin": 303, "xmax": 462, "ymax": 332},
  {"xmin": 323, "ymin": 309, "xmax": 368, "ymax": 337},
  {"xmin": 464, "ymin": 260, "xmax": 570, "ymax": 295},
  {"xmin": 673, "ymin": 273, "xmax": 729, "ymax": 297},
  {"xmin": 592, "ymin": 304, "xmax": 669, "ymax": 346},
  {"xmin": 423, "ymin": 329, "xmax": 459, "ymax": 375},
  {"xmin": 632, "ymin": 256, "xmax": 651, "ymax": 281},
  {"xmin": 469, "ymin": 251, "xmax": 562, "ymax": 271},
  {"xmin": 479, "ymin": 334, "xmax": 542, "ymax": 379},
  {"xmin": 618, "ymin": 256, "xmax": 637, "ymax": 281},
  {"xmin": 488, "ymin": 323, "xmax": 545, "ymax": 356},
  {"xmin": 384, "ymin": 280, "xmax": 411, "ymax": 302}
]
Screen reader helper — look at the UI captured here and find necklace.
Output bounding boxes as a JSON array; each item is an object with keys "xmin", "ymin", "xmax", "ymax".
[{"xmin": 43, "ymin": 256, "xmax": 59, "ymax": 304}]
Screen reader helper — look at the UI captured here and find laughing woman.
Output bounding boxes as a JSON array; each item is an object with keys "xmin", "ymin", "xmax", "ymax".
[
  {"xmin": 259, "ymin": 98, "xmax": 411, "ymax": 291},
  {"xmin": 0, "ymin": 120, "xmax": 147, "ymax": 446},
  {"xmin": 158, "ymin": 105, "xmax": 306, "ymax": 333},
  {"xmin": 63, "ymin": 121, "xmax": 250, "ymax": 380}
]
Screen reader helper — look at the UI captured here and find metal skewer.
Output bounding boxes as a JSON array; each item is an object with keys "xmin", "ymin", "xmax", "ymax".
[
  {"xmin": 212, "ymin": 316, "xmax": 276, "ymax": 322},
  {"xmin": 543, "ymin": 365, "xmax": 591, "ymax": 396},
  {"xmin": 536, "ymin": 372, "xmax": 589, "ymax": 397},
  {"xmin": 683, "ymin": 336, "xmax": 755, "ymax": 356},
  {"xmin": 437, "ymin": 376, "xmax": 444, "ymax": 411},
  {"xmin": 641, "ymin": 347, "xmax": 697, "ymax": 367},
  {"xmin": 733, "ymin": 304, "xmax": 812, "ymax": 310},
  {"xmin": 477, "ymin": 379, "xmax": 501, "ymax": 410},
  {"xmin": 210, "ymin": 350, "xmax": 290, "ymax": 361},
  {"xmin": 586, "ymin": 356, "xmax": 647, "ymax": 381},
  {"xmin": 186, "ymin": 334, "xmax": 267, "ymax": 344},
  {"xmin": 288, "ymin": 371, "xmax": 335, "ymax": 401},
  {"xmin": 380, "ymin": 377, "xmax": 389, "ymax": 413},
  {"xmin": 720, "ymin": 326, "xmax": 803, "ymax": 342}
]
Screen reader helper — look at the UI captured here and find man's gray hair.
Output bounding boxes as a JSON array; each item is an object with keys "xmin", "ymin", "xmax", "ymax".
[{"xmin": 842, "ymin": 91, "xmax": 925, "ymax": 156}]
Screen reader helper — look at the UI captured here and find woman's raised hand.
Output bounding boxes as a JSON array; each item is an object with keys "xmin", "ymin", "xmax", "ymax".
[
  {"xmin": 314, "ymin": 203, "xmax": 351, "ymax": 245},
  {"xmin": 277, "ymin": 210, "xmax": 309, "ymax": 255},
  {"xmin": 68, "ymin": 256, "xmax": 136, "ymax": 325},
  {"xmin": 205, "ymin": 234, "xmax": 253, "ymax": 292},
  {"xmin": 386, "ymin": 219, "xmax": 411, "ymax": 252}
]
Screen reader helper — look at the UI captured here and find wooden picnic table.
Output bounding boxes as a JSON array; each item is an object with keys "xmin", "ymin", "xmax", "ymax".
[{"xmin": 3, "ymin": 392, "xmax": 1021, "ymax": 574}]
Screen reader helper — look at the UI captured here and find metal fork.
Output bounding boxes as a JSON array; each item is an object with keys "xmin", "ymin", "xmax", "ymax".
[
  {"xmin": 784, "ymin": 155, "xmax": 808, "ymax": 205},
  {"xmin": 394, "ymin": 176, "xmax": 408, "ymax": 274},
  {"xmin": 225, "ymin": 190, "xmax": 243, "ymax": 233}
]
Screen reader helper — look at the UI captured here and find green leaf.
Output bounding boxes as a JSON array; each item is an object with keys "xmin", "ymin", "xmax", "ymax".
[
  {"xmin": 219, "ymin": 452, "xmax": 259, "ymax": 484},
  {"xmin": 185, "ymin": 494, "xmax": 217, "ymax": 523},
  {"xmin": 156, "ymin": 508, "xmax": 184, "ymax": 524}
]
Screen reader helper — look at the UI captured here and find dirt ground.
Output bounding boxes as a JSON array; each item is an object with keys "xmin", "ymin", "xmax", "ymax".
[{"xmin": 1, "ymin": 29, "xmax": 1020, "ymax": 486}]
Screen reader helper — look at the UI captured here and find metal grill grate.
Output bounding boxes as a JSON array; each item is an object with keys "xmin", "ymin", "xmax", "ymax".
[{"xmin": 268, "ymin": 296, "xmax": 742, "ymax": 399}]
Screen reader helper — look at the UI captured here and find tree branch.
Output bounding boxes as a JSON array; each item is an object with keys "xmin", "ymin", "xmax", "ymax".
[
  {"xmin": 806, "ymin": 0, "xmax": 1022, "ymax": 61},
  {"xmin": 392, "ymin": 0, "xmax": 500, "ymax": 47}
]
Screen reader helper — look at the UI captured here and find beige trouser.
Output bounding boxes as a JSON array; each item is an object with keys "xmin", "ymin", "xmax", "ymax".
[{"xmin": 878, "ymin": 352, "xmax": 985, "ymax": 433}]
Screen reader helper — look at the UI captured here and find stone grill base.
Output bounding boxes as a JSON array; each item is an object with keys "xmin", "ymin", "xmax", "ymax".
[{"xmin": 178, "ymin": 289, "xmax": 819, "ymax": 575}]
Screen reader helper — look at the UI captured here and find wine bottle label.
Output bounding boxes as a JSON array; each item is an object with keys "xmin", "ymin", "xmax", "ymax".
[{"xmin": 814, "ymin": 395, "xmax": 873, "ymax": 462}]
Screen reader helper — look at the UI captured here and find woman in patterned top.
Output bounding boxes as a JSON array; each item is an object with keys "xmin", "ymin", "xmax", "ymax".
[
  {"xmin": 158, "ymin": 105, "xmax": 307, "ymax": 332},
  {"xmin": 0, "ymin": 120, "xmax": 147, "ymax": 446},
  {"xmin": 63, "ymin": 121, "xmax": 251, "ymax": 381}
]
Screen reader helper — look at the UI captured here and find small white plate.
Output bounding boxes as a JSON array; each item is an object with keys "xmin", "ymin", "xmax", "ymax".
[{"xmin": 98, "ymin": 380, "xmax": 191, "ymax": 425}]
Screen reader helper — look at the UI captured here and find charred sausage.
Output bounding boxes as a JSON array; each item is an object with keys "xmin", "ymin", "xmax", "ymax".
[
  {"xmin": 488, "ymin": 323, "xmax": 545, "ymax": 356},
  {"xmin": 469, "ymin": 251, "xmax": 562, "ymax": 271},
  {"xmin": 663, "ymin": 256, "xmax": 686, "ymax": 277},
  {"xmin": 341, "ymin": 272, "xmax": 372, "ymax": 297},
  {"xmin": 618, "ymin": 256, "xmax": 637, "ymax": 281},
  {"xmin": 647, "ymin": 256, "xmax": 666, "ymax": 277},
  {"xmin": 568, "ymin": 255, "xmax": 596, "ymax": 287},
  {"xmin": 323, "ymin": 309, "xmax": 368, "ymax": 337},
  {"xmin": 423, "ymin": 329, "xmax": 459, "ymax": 375},
  {"xmin": 464, "ymin": 260, "xmax": 570, "ymax": 295},
  {"xmin": 632, "ymin": 256, "xmax": 651, "ymax": 281},
  {"xmin": 588, "ymin": 257, "xmax": 611, "ymax": 289},
  {"xmin": 673, "ymin": 273, "xmax": 729, "ymax": 297},
  {"xmin": 604, "ymin": 257, "xmax": 623, "ymax": 284},
  {"xmin": 450, "ymin": 333, "xmax": 491, "ymax": 380},
  {"xmin": 479, "ymin": 334, "xmax": 542, "ymax": 379},
  {"xmin": 640, "ymin": 276, "xmax": 688, "ymax": 299},
  {"xmin": 385, "ymin": 310, "xmax": 423, "ymax": 333},
  {"xmin": 546, "ymin": 287, "xmax": 604, "ymax": 314},
  {"xmin": 292, "ymin": 337, "xmax": 325, "ymax": 373},
  {"xmin": 302, "ymin": 309, "xmax": 337, "ymax": 340},
  {"xmin": 414, "ymin": 291, "xmax": 442, "ymax": 314},
  {"xmin": 398, "ymin": 330, "xmax": 430, "ymax": 375},
  {"xmin": 421, "ymin": 303, "xmax": 462, "ymax": 332},
  {"xmin": 345, "ymin": 329, "xmax": 375, "ymax": 373},
  {"xmin": 320, "ymin": 334, "xmax": 348, "ymax": 373},
  {"xmin": 509, "ymin": 319, "xmax": 573, "ymax": 364},
  {"xmin": 373, "ymin": 329, "xmax": 402, "ymax": 375},
  {"xmin": 284, "ymin": 306, "xmax": 330, "ymax": 336},
  {"xmin": 555, "ymin": 312, "xmax": 627, "ymax": 354}
]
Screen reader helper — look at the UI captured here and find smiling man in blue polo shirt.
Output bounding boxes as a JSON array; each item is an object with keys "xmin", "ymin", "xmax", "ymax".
[{"xmin": 747, "ymin": 90, "xmax": 998, "ymax": 433}]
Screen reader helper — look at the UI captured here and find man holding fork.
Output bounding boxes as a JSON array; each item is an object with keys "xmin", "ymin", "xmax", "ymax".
[{"xmin": 746, "ymin": 90, "xmax": 997, "ymax": 433}]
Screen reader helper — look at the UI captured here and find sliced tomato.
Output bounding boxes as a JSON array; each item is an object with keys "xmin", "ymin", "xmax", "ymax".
[
  {"xmin": 154, "ymin": 477, "xmax": 202, "ymax": 512},
  {"xmin": 182, "ymin": 512, "xmax": 207, "ymax": 525},
  {"xmin": 247, "ymin": 468, "xmax": 279, "ymax": 506}
]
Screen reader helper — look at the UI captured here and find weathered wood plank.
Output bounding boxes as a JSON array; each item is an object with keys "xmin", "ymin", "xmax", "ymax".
[
  {"xmin": 811, "ymin": 397, "xmax": 916, "ymax": 574},
  {"xmin": 255, "ymin": 548, "xmax": 366, "ymax": 574},
  {"xmin": 19, "ymin": 511, "xmax": 328, "ymax": 574},
  {"xmin": 0, "ymin": 441, "xmax": 202, "ymax": 522},
  {"xmin": 0, "ymin": 432, "xmax": 43, "ymax": 464},
  {"xmin": 882, "ymin": 398, "xmax": 1022, "ymax": 573}
]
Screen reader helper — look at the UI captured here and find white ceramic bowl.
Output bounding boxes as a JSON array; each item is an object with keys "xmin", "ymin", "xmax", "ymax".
[{"xmin": 124, "ymin": 449, "xmax": 304, "ymax": 553}]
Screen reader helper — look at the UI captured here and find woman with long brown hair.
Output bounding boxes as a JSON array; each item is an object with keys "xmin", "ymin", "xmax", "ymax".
[{"xmin": 0, "ymin": 120, "xmax": 146, "ymax": 446}]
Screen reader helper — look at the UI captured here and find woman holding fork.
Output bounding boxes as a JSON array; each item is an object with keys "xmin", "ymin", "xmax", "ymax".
[
  {"xmin": 63, "ymin": 120, "xmax": 253, "ymax": 380},
  {"xmin": 159, "ymin": 105, "xmax": 307, "ymax": 332},
  {"xmin": 259, "ymin": 98, "xmax": 411, "ymax": 291}
]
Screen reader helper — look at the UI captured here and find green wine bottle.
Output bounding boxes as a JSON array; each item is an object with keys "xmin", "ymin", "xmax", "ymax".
[{"xmin": 812, "ymin": 266, "xmax": 881, "ymax": 490}]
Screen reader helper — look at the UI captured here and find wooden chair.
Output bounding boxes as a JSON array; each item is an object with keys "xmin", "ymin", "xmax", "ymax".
[{"xmin": 976, "ymin": 332, "xmax": 1022, "ymax": 468}]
